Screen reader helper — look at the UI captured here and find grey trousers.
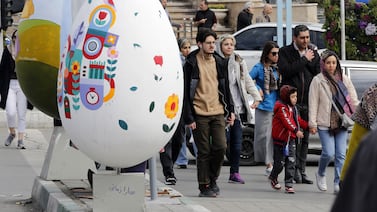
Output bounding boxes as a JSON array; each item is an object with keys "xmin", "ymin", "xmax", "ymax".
[{"xmin": 253, "ymin": 109, "xmax": 274, "ymax": 164}]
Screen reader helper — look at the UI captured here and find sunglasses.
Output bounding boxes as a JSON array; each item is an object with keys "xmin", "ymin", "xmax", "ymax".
[{"xmin": 270, "ymin": 51, "xmax": 279, "ymax": 56}]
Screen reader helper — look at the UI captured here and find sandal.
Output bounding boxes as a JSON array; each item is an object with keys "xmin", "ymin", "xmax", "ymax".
[
  {"xmin": 285, "ymin": 187, "xmax": 295, "ymax": 194},
  {"xmin": 270, "ymin": 179, "xmax": 281, "ymax": 190}
]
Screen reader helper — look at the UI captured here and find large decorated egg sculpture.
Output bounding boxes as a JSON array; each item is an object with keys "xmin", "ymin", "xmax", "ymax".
[
  {"xmin": 57, "ymin": 0, "xmax": 183, "ymax": 167},
  {"xmin": 16, "ymin": 0, "xmax": 74, "ymax": 119}
]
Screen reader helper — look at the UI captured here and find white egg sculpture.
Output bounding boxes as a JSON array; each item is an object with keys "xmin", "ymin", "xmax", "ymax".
[{"xmin": 57, "ymin": 0, "xmax": 183, "ymax": 167}]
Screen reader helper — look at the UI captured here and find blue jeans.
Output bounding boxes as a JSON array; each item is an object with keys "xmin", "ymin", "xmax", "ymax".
[
  {"xmin": 175, "ymin": 142, "xmax": 188, "ymax": 165},
  {"xmin": 226, "ymin": 119, "xmax": 242, "ymax": 174},
  {"xmin": 317, "ymin": 128, "xmax": 348, "ymax": 184}
]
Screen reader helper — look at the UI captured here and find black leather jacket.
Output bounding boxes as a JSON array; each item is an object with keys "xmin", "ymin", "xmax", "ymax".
[{"xmin": 183, "ymin": 49, "xmax": 234, "ymax": 125}]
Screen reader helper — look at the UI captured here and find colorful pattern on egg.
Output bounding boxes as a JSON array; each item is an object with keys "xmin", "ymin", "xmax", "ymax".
[
  {"xmin": 57, "ymin": 0, "xmax": 180, "ymax": 134},
  {"xmin": 58, "ymin": 3, "xmax": 119, "ymax": 115}
]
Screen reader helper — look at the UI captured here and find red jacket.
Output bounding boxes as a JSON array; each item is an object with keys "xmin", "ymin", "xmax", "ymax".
[{"xmin": 272, "ymin": 101, "xmax": 308, "ymax": 145}]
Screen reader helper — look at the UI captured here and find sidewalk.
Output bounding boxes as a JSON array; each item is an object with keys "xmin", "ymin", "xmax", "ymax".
[
  {"xmin": 0, "ymin": 110, "xmax": 336, "ymax": 212},
  {"xmin": 0, "ymin": 109, "xmax": 208, "ymax": 212}
]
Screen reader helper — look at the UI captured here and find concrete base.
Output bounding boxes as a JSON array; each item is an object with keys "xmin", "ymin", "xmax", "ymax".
[
  {"xmin": 31, "ymin": 177, "xmax": 90, "ymax": 212},
  {"xmin": 40, "ymin": 126, "xmax": 96, "ymax": 180},
  {"xmin": 93, "ymin": 172, "xmax": 146, "ymax": 212}
]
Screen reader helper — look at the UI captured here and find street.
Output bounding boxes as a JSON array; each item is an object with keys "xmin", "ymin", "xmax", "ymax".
[
  {"xmin": 0, "ymin": 126, "xmax": 337, "ymax": 212},
  {"xmin": 156, "ymin": 160, "xmax": 336, "ymax": 212}
]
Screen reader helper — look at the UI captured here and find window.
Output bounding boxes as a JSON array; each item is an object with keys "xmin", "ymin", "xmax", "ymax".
[
  {"xmin": 235, "ymin": 26, "xmax": 324, "ymax": 50},
  {"xmin": 235, "ymin": 27, "xmax": 278, "ymax": 50}
]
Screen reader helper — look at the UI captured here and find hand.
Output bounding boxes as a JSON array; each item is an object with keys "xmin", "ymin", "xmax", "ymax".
[
  {"xmin": 250, "ymin": 101, "xmax": 260, "ymax": 109},
  {"xmin": 309, "ymin": 127, "xmax": 317, "ymax": 134},
  {"xmin": 259, "ymin": 90, "xmax": 264, "ymax": 100},
  {"xmin": 211, "ymin": 23, "xmax": 217, "ymax": 31},
  {"xmin": 296, "ymin": 130, "xmax": 304, "ymax": 139},
  {"xmin": 305, "ymin": 49, "xmax": 315, "ymax": 62},
  {"xmin": 200, "ymin": 18, "xmax": 207, "ymax": 24},
  {"xmin": 187, "ymin": 122, "xmax": 196, "ymax": 130},
  {"xmin": 227, "ymin": 113, "xmax": 235, "ymax": 126}
]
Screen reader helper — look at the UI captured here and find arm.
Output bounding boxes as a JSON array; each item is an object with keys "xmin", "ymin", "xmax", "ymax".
[
  {"xmin": 249, "ymin": 64, "xmax": 264, "ymax": 98},
  {"xmin": 183, "ymin": 62, "xmax": 195, "ymax": 126},
  {"xmin": 343, "ymin": 74, "xmax": 359, "ymax": 108},
  {"xmin": 308, "ymin": 77, "xmax": 320, "ymax": 133}
]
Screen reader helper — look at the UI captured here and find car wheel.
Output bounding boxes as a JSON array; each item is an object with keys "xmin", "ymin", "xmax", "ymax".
[{"xmin": 239, "ymin": 125, "xmax": 257, "ymax": 166}]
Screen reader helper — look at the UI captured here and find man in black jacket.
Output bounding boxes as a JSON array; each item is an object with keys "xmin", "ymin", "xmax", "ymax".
[
  {"xmin": 278, "ymin": 24, "xmax": 320, "ymax": 184},
  {"xmin": 183, "ymin": 28, "xmax": 234, "ymax": 197}
]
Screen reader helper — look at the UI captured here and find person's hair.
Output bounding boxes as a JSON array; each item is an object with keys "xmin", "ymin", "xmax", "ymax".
[
  {"xmin": 202, "ymin": 0, "xmax": 208, "ymax": 5},
  {"xmin": 243, "ymin": 2, "xmax": 252, "ymax": 10},
  {"xmin": 293, "ymin": 25, "xmax": 309, "ymax": 37},
  {"xmin": 196, "ymin": 28, "xmax": 217, "ymax": 44},
  {"xmin": 320, "ymin": 50, "xmax": 343, "ymax": 78},
  {"xmin": 218, "ymin": 34, "xmax": 236, "ymax": 47},
  {"xmin": 177, "ymin": 37, "xmax": 190, "ymax": 49},
  {"xmin": 260, "ymin": 41, "xmax": 279, "ymax": 64}
]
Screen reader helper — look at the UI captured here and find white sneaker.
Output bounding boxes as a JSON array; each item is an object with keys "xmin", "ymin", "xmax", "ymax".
[
  {"xmin": 334, "ymin": 184, "xmax": 340, "ymax": 194},
  {"xmin": 315, "ymin": 172, "xmax": 327, "ymax": 191},
  {"xmin": 265, "ymin": 166, "xmax": 273, "ymax": 176}
]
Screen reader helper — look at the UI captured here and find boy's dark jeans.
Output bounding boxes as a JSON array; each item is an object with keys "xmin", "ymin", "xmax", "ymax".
[{"xmin": 269, "ymin": 139, "xmax": 296, "ymax": 188}]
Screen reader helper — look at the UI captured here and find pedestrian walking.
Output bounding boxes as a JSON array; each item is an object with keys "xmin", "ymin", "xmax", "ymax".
[
  {"xmin": 1, "ymin": 30, "xmax": 33, "ymax": 149},
  {"xmin": 175, "ymin": 38, "xmax": 192, "ymax": 169},
  {"xmin": 278, "ymin": 24, "xmax": 320, "ymax": 184},
  {"xmin": 269, "ymin": 85, "xmax": 308, "ymax": 194},
  {"xmin": 183, "ymin": 28, "xmax": 234, "ymax": 197},
  {"xmin": 308, "ymin": 50, "xmax": 358, "ymax": 194},
  {"xmin": 216, "ymin": 34, "xmax": 262, "ymax": 184},
  {"xmin": 250, "ymin": 41, "xmax": 280, "ymax": 176}
]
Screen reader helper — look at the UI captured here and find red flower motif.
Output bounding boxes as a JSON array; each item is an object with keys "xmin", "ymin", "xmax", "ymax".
[{"xmin": 99, "ymin": 11, "xmax": 108, "ymax": 20}]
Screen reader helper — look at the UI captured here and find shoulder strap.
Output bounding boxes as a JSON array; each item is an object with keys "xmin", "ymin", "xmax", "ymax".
[{"xmin": 320, "ymin": 82, "xmax": 343, "ymax": 116}]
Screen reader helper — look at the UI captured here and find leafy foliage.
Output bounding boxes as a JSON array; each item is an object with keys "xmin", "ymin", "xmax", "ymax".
[{"xmin": 323, "ymin": 0, "xmax": 377, "ymax": 60}]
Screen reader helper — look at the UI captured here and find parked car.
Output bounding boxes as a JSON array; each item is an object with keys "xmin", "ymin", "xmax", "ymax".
[
  {"xmin": 233, "ymin": 22, "xmax": 326, "ymax": 69},
  {"xmin": 239, "ymin": 60, "xmax": 377, "ymax": 166}
]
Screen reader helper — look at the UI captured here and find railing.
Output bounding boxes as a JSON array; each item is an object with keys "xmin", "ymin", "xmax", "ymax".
[{"xmin": 174, "ymin": 17, "xmax": 194, "ymax": 42}]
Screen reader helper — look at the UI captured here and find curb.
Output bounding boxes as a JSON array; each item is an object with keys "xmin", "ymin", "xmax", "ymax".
[
  {"xmin": 31, "ymin": 174, "xmax": 209, "ymax": 212},
  {"xmin": 31, "ymin": 177, "xmax": 90, "ymax": 212}
]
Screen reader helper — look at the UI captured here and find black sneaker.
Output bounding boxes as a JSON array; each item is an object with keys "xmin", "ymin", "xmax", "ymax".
[
  {"xmin": 210, "ymin": 181, "xmax": 220, "ymax": 195},
  {"xmin": 199, "ymin": 185, "xmax": 216, "ymax": 197},
  {"xmin": 164, "ymin": 176, "xmax": 176, "ymax": 185}
]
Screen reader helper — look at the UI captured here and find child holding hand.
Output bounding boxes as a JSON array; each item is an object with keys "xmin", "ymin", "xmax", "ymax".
[{"xmin": 269, "ymin": 85, "xmax": 308, "ymax": 194}]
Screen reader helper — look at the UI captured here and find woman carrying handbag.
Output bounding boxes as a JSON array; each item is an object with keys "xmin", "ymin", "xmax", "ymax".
[{"xmin": 308, "ymin": 50, "xmax": 358, "ymax": 194}]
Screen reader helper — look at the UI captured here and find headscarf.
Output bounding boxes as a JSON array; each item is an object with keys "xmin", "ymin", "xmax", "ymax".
[
  {"xmin": 263, "ymin": 64, "xmax": 278, "ymax": 95},
  {"xmin": 321, "ymin": 50, "xmax": 354, "ymax": 116}
]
